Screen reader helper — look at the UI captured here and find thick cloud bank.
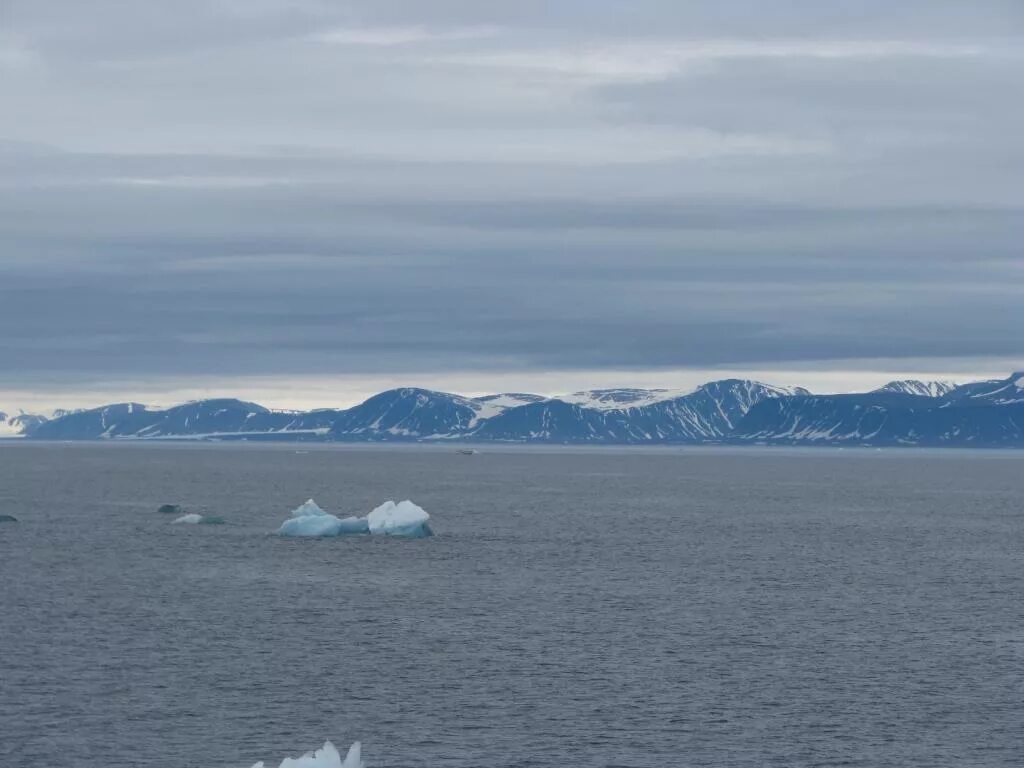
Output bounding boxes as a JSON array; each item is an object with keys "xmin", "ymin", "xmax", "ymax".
[
  {"xmin": 2, "ymin": 1, "xmax": 1022, "ymax": 396},
  {"xmin": 250, "ymin": 740, "xmax": 362, "ymax": 768},
  {"xmin": 277, "ymin": 499, "xmax": 431, "ymax": 538}
]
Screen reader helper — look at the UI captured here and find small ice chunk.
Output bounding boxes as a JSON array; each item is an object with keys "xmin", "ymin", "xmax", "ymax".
[
  {"xmin": 173, "ymin": 513, "xmax": 225, "ymax": 525},
  {"xmin": 251, "ymin": 740, "xmax": 363, "ymax": 768},
  {"xmin": 173, "ymin": 513, "xmax": 203, "ymax": 524},
  {"xmin": 366, "ymin": 500, "xmax": 433, "ymax": 538}
]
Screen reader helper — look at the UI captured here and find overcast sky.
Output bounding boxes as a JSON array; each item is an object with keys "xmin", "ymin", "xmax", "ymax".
[{"xmin": 1, "ymin": 0, "xmax": 1022, "ymax": 411}]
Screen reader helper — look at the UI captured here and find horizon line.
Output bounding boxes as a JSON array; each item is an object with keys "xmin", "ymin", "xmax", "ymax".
[{"xmin": 5, "ymin": 368, "xmax": 1020, "ymax": 418}]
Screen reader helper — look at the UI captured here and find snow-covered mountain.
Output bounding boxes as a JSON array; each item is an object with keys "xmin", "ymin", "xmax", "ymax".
[
  {"xmin": 734, "ymin": 373, "xmax": 1024, "ymax": 447},
  {"xmin": 25, "ymin": 389, "xmax": 548, "ymax": 442},
  {"xmin": 469, "ymin": 380, "xmax": 808, "ymax": 442},
  {"xmin": 874, "ymin": 379, "xmax": 958, "ymax": 398},
  {"xmin": 0, "ymin": 410, "xmax": 48, "ymax": 438},
  {"xmin": 22, "ymin": 380, "xmax": 801, "ymax": 443},
  {"xmin": 938, "ymin": 374, "xmax": 1024, "ymax": 407},
  {"xmin": 29, "ymin": 399, "xmax": 327, "ymax": 440},
  {"xmin": 325, "ymin": 388, "xmax": 484, "ymax": 438},
  {"xmin": 20, "ymin": 374, "xmax": 1024, "ymax": 447}
]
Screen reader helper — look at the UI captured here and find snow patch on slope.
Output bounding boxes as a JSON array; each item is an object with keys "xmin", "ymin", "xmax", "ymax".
[
  {"xmin": 875, "ymin": 380, "xmax": 958, "ymax": 398},
  {"xmin": 555, "ymin": 388, "xmax": 698, "ymax": 411},
  {"xmin": 964, "ymin": 376, "xmax": 1024, "ymax": 405},
  {"xmin": 468, "ymin": 393, "xmax": 544, "ymax": 425}
]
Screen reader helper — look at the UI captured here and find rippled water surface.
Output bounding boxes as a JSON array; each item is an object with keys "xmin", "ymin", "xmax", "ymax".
[{"xmin": 1, "ymin": 443, "xmax": 1022, "ymax": 767}]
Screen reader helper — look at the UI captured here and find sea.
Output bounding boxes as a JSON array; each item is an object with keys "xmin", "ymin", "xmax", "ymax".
[{"xmin": 0, "ymin": 442, "xmax": 1021, "ymax": 767}]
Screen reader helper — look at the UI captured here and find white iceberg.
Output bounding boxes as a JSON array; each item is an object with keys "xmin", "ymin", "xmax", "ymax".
[
  {"xmin": 366, "ymin": 500, "xmax": 433, "ymax": 538},
  {"xmin": 276, "ymin": 498, "xmax": 431, "ymax": 538},
  {"xmin": 277, "ymin": 499, "xmax": 369, "ymax": 538},
  {"xmin": 251, "ymin": 740, "xmax": 362, "ymax": 768}
]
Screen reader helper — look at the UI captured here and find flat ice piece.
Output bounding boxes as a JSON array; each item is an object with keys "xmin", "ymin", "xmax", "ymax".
[
  {"xmin": 173, "ymin": 513, "xmax": 225, "ymax": 525},
  {"xmin": 173, "ymin": 513, "xmax": 203, "ymax": 524}
]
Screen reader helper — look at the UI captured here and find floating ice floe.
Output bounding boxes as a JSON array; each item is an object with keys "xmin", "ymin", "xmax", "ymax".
[
  {"xmin": 250, "ymin": 740, "xmax": 362, "ymax": 768},
  {"xmin": 277, "ymin": 499, "xmax": 369, "ymax": 538},
  {"xmin": 172, "ymin": 513, "xmax": 225, "ymax": 525},
  {"xmin": 277, "ymin": 498, "xmax": 431, "ymax": 538}
]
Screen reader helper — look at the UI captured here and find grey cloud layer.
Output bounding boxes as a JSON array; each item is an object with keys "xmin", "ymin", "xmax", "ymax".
[{"xmin": 1, "ymin": 0, "xmax": 1022, "ymax": 385}]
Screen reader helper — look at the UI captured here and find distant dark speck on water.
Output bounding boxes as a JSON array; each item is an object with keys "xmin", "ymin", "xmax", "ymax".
[{"xmin": 0, "ymin": 514, "xmax": 17, "ymax": 523}]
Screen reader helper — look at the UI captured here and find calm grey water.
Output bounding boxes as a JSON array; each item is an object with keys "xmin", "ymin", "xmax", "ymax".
[{"xmin": 0, "ymin": 443, "xmax": 1021, "ymax": 767}]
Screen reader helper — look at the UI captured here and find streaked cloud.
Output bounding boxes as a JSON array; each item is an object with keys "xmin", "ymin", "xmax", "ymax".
[
  {"xmin": 0, "ymin": 0, "xmax": 1022, "ymax": 410},
  {"xmin": 436, "ymin": 38, "xmax": 999, "ymax": 84},
  {"xmin": 312, "ymin": 25, "xmax": 497, "ymax": 46}
]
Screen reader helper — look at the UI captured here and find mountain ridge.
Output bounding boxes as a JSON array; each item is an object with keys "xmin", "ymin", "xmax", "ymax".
[{"xmin": 9, "ymin": 375, "xmax": 1024, "ymax": 447}]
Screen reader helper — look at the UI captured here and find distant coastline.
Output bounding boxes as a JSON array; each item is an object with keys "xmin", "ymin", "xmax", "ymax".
[{"xmin": 5, "ymin": 373, "xmax": 1024, "ymax": 448}]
